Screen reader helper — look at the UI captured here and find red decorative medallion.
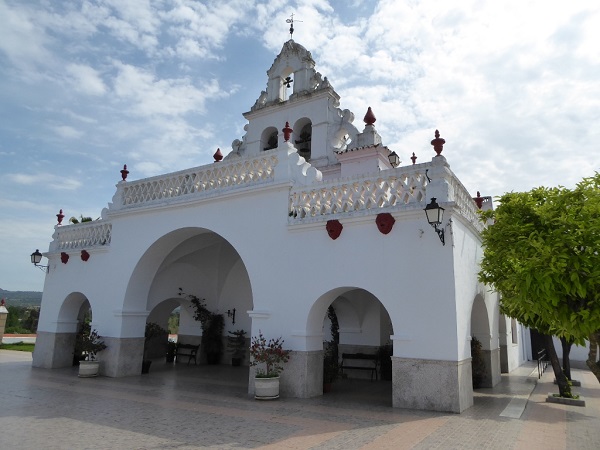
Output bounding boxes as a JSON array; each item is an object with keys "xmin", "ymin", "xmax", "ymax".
[
  {"xmin": 81, "ymin": 250, "xmax": 90, "ymax": 262},
  {"xmin": 60, "ymin": 252, "xmax": 69, "ymax": 264},
  {"xmin": 326, "ymin": 219, "xmax": 343, "ymax": 240},
  {"xmin": 376, "ymin": 213, "xmax": 396, "ymax": 235}
]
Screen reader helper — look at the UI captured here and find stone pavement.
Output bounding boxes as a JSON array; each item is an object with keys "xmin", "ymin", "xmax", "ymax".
[{"xmin": 0, "ymin": 350, "xmax": 598, "ymax": 450}]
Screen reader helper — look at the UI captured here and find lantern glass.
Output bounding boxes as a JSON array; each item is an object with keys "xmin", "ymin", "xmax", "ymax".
[
  {"xmin": 424, "ymin": 198, "xmax": 444, "ymax": 225},
  {"xmin": 31, "ymin": 249, "xmax": 42, "ymax": 265}
]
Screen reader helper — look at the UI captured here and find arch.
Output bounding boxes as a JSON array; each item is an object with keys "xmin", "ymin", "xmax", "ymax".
[
  {"xmin": 293, "ymin": 117, "xmax": 312, "ymax": 161},
  {"xmin": 261, "ymin": 126, "xmax": 278, "ymax": 151},
  {"xmin": 57, "ymin": 292, "xmax": 91, "ymax": 329},
  {"xmin": 278, "ymin": 66, "xmax": 294, "ymax": 101},
  {"xmin": 470, "ymin": 294, "xmax": 491, "ymax": 349},
  {"xmin": 122, "ymin": 227, "xmax": 253, "ymax": 369},
  {"xmin": 470, "ymin": 294, "xmax": 501, "ymax": 388}
]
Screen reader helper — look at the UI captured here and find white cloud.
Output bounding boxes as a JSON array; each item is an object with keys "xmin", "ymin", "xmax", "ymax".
[
  {"xmin": 112, "ymin": 62, "xmax": 226, "ymax": 117},
  {"xmin": 66, "ymin": 64, "xmax": 107, "ymax": 96},
  {"xmin": 8, "ymin": 173, "xmax": 82, "ymax": 191},
  {"xmin": 53, "ymin": 125, "xmax": 84, "ymax": 139}
]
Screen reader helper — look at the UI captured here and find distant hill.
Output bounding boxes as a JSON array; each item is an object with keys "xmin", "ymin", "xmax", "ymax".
[{"xmin": 0, "ymin": 288, "xmax": 42, "ymax": 307}]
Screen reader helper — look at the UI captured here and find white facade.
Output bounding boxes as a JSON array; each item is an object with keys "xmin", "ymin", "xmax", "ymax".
[{"xmin": 32, "ymin": 40, "xmax": 526, "ymax": 413}]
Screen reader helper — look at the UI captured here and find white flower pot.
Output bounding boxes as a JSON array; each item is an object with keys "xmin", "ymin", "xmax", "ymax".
[
  {"xmin": 78, "ymin": 361, "xmax": 100, "ymax": 377},
  {"xmin": 254, "ymin": 376, "xmax": 280, "ymax": 400}
]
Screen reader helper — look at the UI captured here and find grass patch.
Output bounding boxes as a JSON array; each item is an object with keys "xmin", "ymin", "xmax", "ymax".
[{"xmin": 0, "ymin": 342, "xmax": 35, "ymax": 352}]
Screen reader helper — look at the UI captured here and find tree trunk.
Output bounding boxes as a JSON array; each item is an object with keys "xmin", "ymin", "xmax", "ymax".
[
  {"xmin": 545, "ymin": 334, "xmax": 572, "ymax": 398},
  {"xmin": 560, "ymin": 336, "xmax": 573, "ymax": 381},
  {"xmin": 587, "ymin": 331, "xmax": 600, "ymax": 384}
]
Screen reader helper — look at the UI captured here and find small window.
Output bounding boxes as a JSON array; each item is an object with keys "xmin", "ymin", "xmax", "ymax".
[
  {"xmin": 261, "ymin": 127, "xmax": 278, "ymax": 151},
  {"xmin": 295, "ymin": 123, "xmax": 312, "ymax": 161}
]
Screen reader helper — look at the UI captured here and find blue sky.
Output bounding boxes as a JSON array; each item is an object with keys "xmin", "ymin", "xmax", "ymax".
[{"xmin": 1, "ymin": 0, "xmax": 599, "ymax": 291}]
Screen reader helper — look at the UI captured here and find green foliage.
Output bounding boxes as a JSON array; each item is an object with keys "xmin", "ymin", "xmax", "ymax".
[
  {"xmin": 323, "ymin": 340, "xmax": 339, "ymax": 383},
  {"xmin": 0, "ymin": 342, "xmax": 35, "ymax": 352},
  {"xmin": 75, "ymin": 326, "xmax": 107, "ymax": 361},
  {"xmin": 478, "ymin": 173, "xmax": 600, "ymax": 346},
  {"xmin": 144, "ymin": 322, "xmax": 167, "ymax": 360},
  {"xmin": 250, "ymin": 330, "xmax": 290, "ymax": 377},
  {"xmin": 470, "ymin": 337, "xmax": 487, "ymax": 388},
  {"xmin": 227, "ymin": 329, "xmax": 247, "ymax": 359},
  {"xmin": 4, "ymin": 305, "xmax": 39, "ymax": 333},
  {"xmin": 167, "ymin": 311, "xmax": 179, "ymax": 334},
  {"xmin": 178, "ymin": 288, "xmax": 224, "ymax": 363}
]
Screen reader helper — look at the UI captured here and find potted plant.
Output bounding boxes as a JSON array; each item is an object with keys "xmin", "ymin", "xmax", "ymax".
[
  {"xmin": 77, "ymin": 328, "xmax": 107, "ymax": 377},
  {"xmin": 143, "ymin": 322, "xmax": 167, "ymax": 374},
  {"xmin": 377, "ymin": 343, "xmax": 393, "ymax": 381},
  {"xmin": 166, "ymin": 339, "xmax": 177, "ymax": 363},
  {"xmin": 179, "ymin": 288, "xmax": 224, "ymax": 365},
  {"xmin": 250, "ymin": 330, "xmax": 290, "ymax": 400},
  {"xmin": 227, "ymin": 329, "xmax": 247, "ymax": 366},
  {"xmin": 323, "ymin": 340, "xmax": 339, "ymax": 392}
]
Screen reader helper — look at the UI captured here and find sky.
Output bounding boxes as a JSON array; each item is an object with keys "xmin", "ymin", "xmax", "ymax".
[{"xmin": 1, "ymin": 0, "xmax": 599, "ymax": 292}]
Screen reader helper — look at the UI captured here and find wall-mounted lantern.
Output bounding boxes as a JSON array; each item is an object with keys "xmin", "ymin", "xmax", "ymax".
[
  {"xmin": 424, "ymin": 198, "xmax": 445, "ymax": 245},
  {"xmin": 30, "ymin": 249, "xmax": 49, "ymax": 273}
]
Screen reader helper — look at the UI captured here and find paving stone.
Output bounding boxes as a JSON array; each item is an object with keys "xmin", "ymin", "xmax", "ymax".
[{"xmin": 1, "ymin": 351, "xmax": 599, "ymax": 450}]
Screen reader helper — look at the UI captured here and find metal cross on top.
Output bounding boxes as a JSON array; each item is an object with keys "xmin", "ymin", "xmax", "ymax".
[{"xmin": 286, "ymin": 13, "xmax": 302, "ymax": 39}]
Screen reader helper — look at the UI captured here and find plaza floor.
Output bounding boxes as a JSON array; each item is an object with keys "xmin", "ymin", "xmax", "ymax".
[{"xmin": 0, "ymin": 350, "xmax": 598, "ymax": 449}]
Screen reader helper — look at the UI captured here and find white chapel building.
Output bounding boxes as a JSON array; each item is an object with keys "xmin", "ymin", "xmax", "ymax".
[{"xmin": 32, "ymin": 39, "xmax": 529, "ymax": 413}]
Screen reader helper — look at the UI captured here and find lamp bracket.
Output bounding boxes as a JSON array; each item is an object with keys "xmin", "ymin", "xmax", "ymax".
[
  {"xmin": 430, "ymin": 223, "xmax": 445, "ymax": 245},
  {"xmin": 227, "ymin": 308, "xmax": 236, "ymax": 324},
  {"xmin": 34, "ymin": 263, "xmax": 49, "ymax": 273}
]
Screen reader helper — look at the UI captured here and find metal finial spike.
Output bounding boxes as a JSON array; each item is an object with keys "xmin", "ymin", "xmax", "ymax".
[{"xmin": 286, "ymin": 13, "xmax": 302, "ymax": 40}]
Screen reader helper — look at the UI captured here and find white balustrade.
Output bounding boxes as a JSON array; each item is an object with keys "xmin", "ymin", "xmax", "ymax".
[
  {"xmin": 52, "ymin": 221, "xmax": 112, "ymax": 251},
  {"xmin": 449, "ymin": 178, "xmax": 486, "ymax": 233},
  {"xmin": 289, "ymin": 167, "xmax": 429, "ymax": 220},
  {"xmin": 117, "ymin": 154, "xmax": 278, "ymax": 208}
]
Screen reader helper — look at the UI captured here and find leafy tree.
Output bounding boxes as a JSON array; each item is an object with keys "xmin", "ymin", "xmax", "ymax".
[{"xmin": 478, "ymin": 173, "xmax": 600, "ymax": 397}]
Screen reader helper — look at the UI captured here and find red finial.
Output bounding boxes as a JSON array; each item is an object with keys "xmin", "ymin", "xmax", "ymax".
[
  {"xmin": 474, "ymin": 191, "xmax": 483, "ymax": 209},
  {"xmin": 363, "ymin": 107, "xmax": 376, "ymax": 126},
  {"xmin": 213, "ymin": 148, "xmax": 223, "ymax": 162},
  {"xmin": 411, "ymin": 152, "xmax": 417, "ymax": 165},
  {"xmin": 57, "ymin": 209, "xmax": 65, "ymax": 225},
  {"xmin": 120, "ymin": 164, "xmax": 129, "ymax": 181},
  {"xmin": 283, "ymin": 121, "xmax": 293, "ymax": 142},
  {"xmin": 431, "ymin": 130, "xmax": 445, "ymax": 155},
  {"xmin": 1, "ymin": 298, "xmax": 5, "ymax": 306}
]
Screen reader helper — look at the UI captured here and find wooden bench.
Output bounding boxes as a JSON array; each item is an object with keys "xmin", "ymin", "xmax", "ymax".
[
  {"xmin": 176, "ymin": 343, "xmax": 200, "ymax": 365},
  {"xmin": 340, "ymin": 353, "xmax": 379, "ymax": 381}
]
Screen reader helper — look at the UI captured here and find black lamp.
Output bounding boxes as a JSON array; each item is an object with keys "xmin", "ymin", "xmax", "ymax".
[
  {"xmin": 31, "ymin": 249, "xmax": 49, "ymax": 272},
  {"xmin": 388, "ymin": 151, "xmax": 400, "ymax": 168},
  {"xmin": 424, "ymin": 198, "xmax": 445, "ymax": 245}
]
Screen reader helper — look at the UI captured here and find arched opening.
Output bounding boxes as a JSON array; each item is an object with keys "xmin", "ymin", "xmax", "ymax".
[
  {"xmin": 55, "ymin": 292, "xmax": 94, "ymax": 367},
  {"xmin": 293, "ymin": 118, "xmax": 312, "ymax": 161},
  {"xmin": 308, "ymin": 287, "xmax": 394, "ymax": 406},
  {"xmin": 123, "ymin": 227, "xmax": 253, "ymax": 385},
  {"xmin": 261, "ymin": 127, "xmax": 278, "ymax": 151},
  {"xmin": 470, "ymin": 295, "xmax": 499, "ymax": 388},
  {"xmin": 278, "ymin": 67, "xmax": 294, "ymax": 101}
]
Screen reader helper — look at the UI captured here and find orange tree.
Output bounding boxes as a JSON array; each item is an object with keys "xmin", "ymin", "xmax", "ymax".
[{"xmin": 478, "ymin": 173, "xmax": 600, "ymax": 398}]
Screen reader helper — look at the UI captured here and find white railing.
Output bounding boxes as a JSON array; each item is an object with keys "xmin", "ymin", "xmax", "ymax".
[
  {"xmin": 116, "ymin": 153, "xmax": 278, "ymax": 209},
  {"xmin": 289, "ymin": 166, "xmax": 429, "ymax": 221},
  {"xmin": 52, "ymin": 221, "xmax": 112, "ymax": 251},
  {"xmin": 449, "ymin": 177, "xmax": 486, "ymax": 233}
]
